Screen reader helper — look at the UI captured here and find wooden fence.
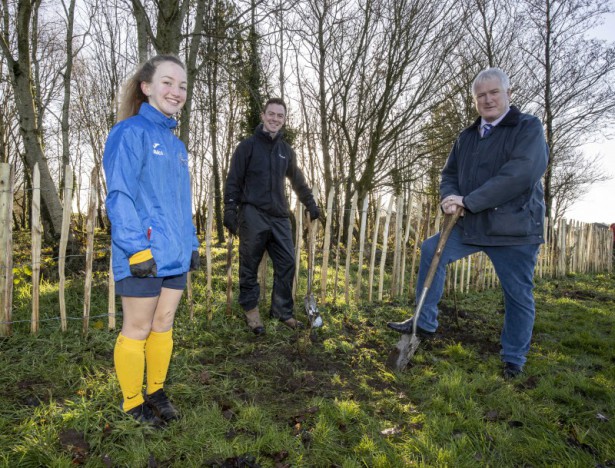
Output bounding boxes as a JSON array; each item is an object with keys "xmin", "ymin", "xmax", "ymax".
[{"xmin": 0, "ymin": 163, "xmax": 612, "ymax": 336}]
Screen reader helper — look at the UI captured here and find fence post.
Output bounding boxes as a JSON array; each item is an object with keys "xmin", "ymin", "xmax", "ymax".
[
  {"xmin": 584, "ymin": 222, "xmax": 591, "ymax": 273},
  {"xmin": 558, "ymin": 218, "xmax": 567, "ymax": 277},
  {"xmin": 333, "ymin": 194, "xmax": 345, "ymax": 303},
  {"xmin": 400, "ymin": 189, "xmax": 414, "ymax": 298},
  {"xmin": 205, "ymin": 176, "xmax": 214, "ymax": 294},
  {"xmin": 355, "ymin": 194, "xmax": 369, "ymax": 300},
  {"xmin": 0, "ymin": 163, "xmax": 14, "ymax": 337},
  {"xmin": 185, "ymin": 177, "xmax": 195, "ymax": 320},
  {"xmin": 607, "ymin": 226, "xmax": 613, "ymax": 274},
  {"xmin": 409, "ymin": 196, "xmax": 423, "ymax": 290},
  {"xmin": 31, "ymin": 164, "xmax": 42, "ymax": 334},
  {"xmin": 82, "ymin": 167, "xmax": 98, "ymax": 334},
  {"xmin": 344, "ymin": 191, "xmax": 358, "ymax": 303},
  {"xmin": 459, "ymin": 257, "xmax": 466, "ymax": 294},
  {"xmin": 367, "ymin": 195, "xmax": 382, "ymax": 303},
  {"xmin": 58, "ymin": 165, "xmax": 73, "ymax": 332},
  {"xmin": 320, "ymin": 187, "xmax": 335, "ymax": 302},
  {"xmin": 108, "ymin": 251, "xmax": 116, "ymax": 330},
  {"xmin": 205, "ymin": 175, "xmax": 214, "ymax": 320},
  {"xmin": 466, "ymin": 255, "xmax": 472, "ymax": 292},
  {"xmin": 378, "ymin": 196, "xmax": 395, "ymax": 301}
]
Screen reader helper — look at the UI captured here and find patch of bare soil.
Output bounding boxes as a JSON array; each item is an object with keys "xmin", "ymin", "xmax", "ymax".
[
  {"xmin": 552, "ymin": 288, "xmax": 614, "ymax": 302},
  {"xmin": 419, "ymin": 304, "xmax": 501, "ymax": 356}
]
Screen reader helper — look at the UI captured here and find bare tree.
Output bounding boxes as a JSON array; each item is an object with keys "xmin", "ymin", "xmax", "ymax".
[
  {"xmin": 551, "ymin": 148, "xmax": 609, "ymax": 220},
  {"xmin": 325, "ymin": 0, "xmax": 463, "ymax": 237},
  {"xmin": 292, "ymin": 0, "xmax": 347, "ymax": 201},
  {"xmin": 521, "ymin": 0, "xmax": 615, "ymax": 222},
  {"xmin": 0, "ymin": 0, "xmax": 65, "ymax": 238},
  {"xmin": 416, "ymin": 0, "xmax": 526, "ymax": 206},
  {"xmin": 59, "ymin": 0, "xmax": 77, "ymax": 191}
]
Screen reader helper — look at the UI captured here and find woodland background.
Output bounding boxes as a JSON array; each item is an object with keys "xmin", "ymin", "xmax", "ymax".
[
  {"xmin": 1, "ymin": 3, "xmax": 615, "ymax": 465},
  {"xmin": 1, "ymin": 0, "xmax": 614, "ymax": 249}
]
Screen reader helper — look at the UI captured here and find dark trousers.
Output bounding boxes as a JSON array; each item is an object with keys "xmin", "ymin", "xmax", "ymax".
[{"xmin": 238, "ymin": 204, "xmax": 295, "ymax": 320}]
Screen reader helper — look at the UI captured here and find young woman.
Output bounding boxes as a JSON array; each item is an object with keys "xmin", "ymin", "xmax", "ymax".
[{"xmin": 103, "ymin": 55, "xmax": 199, "ymax": 425}]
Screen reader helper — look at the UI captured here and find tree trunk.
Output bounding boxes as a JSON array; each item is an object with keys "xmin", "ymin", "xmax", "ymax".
[
  {"xmin": 60, "ymin": 0, "xmax": 76, "ymax": 192},
  {"xmin": 0, "ymin": 0, "xmax": 64, "ymax": 238}
]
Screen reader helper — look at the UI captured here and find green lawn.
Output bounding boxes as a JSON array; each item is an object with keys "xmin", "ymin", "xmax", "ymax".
[{"xmin": 1, "ymin": 271, "xmax": 613, "ymax": 467}]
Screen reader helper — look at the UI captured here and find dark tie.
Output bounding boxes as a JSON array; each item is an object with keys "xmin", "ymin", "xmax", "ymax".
[{"xmin": 483, "ymin": 123, "xmax": 493, "ymax": 137}]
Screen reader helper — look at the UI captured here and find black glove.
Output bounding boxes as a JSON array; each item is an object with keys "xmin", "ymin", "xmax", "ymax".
[
  {"xmin": 190, "ymin": 250, "xmax": 200, "ymax": 271},
  {"xmin": 129, "ymin": 249, "xmax": 157, "ymax": 277},
  {"xmin": 223, "ymin": 208, "xmax": 238, "ymax": 235},
  {"xmin": 308, "ymin": 204, "xmax": 321, "ymax": 221}
]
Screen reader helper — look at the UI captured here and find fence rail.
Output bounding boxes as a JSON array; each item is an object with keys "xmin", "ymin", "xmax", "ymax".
[{"xmin": 0, "ymin": 163, "xmax": 612, "ymax": 336}]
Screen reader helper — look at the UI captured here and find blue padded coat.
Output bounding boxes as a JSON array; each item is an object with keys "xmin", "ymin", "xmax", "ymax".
[{"xmin": 103, "ymin": 103, "xmax": 199, "ymax": 281}]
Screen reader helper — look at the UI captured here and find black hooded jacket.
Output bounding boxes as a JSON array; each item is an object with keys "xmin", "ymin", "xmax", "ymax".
[{"xmin": 224, "ymin": 124, "xmax": 316, "ymax": 217}]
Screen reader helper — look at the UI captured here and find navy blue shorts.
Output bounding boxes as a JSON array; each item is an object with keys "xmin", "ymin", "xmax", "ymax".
[{"xmin": 115, "ymin": 273, "xmax": 187, "ymax": 297}]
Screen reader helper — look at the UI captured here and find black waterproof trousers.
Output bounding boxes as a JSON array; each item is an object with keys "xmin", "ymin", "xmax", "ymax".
[{"xmin": 238, "ymin": 203, "xmax": 295, "ymax": 321}]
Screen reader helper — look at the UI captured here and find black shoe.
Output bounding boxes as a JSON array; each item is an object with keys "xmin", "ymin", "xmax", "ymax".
[
  {"xmin": 251, "ymin": 326, "xmax": 265, "ymax": 336},
  {"xmin": 387, "ymin": 317, "xmax": 435, "ymax": 338},
  {"xmin": 503, "ymin": 362, "xmax": 523, "ymax": 380},
  {"xmin": 145, "ymin": 389, "xmax": 180, "ymax": 422},
  {"xmin": 126, "ymin": 402, "xmax": 164, "ymax": 427}
]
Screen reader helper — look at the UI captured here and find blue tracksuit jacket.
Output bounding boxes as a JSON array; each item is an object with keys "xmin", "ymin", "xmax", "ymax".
[{"xmin": 103, "ymin": 103, "xmax": 199, "ymax": 281}]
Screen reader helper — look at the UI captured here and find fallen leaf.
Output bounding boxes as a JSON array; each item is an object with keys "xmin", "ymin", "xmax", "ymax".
[
  {"xmin": 292, "ymin": 422, "xmax": 302, "ymax": 435},
  {"xmin": 380, "ymin": 427, "xmax": 401, "ymax": 437},
  {"xmin": 520, "ymin": 375, "xmax": 539, "ymax": 389},
  {"xmin": 199, "ymin": 370, "xmax": 211, "ymax": 384},
  {"xmin": 407, "ymin": 422, "xmax": 424, "ymax": 431},
  {"xmin": 59, "ymin": 429, "xmax": 89, "ymax": 464}
]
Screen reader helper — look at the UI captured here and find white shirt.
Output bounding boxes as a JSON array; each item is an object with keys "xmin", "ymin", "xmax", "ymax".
[{"xmin": 480, "ymin": 107, "xmax": 510, "ymax": 136}]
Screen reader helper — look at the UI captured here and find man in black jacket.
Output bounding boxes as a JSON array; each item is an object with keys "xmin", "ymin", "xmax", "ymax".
[
  {"xmin": 388, "ymin": 68, "xmax": 548, "ymax": 379},
  {"xmin": 224, "ymin": 98, "xmax": 320, "ymax": 335}
]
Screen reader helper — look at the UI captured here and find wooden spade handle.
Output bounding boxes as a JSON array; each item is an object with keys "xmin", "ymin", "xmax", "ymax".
[{"xmin": 422, "ymin": 207, "xmax": 463, "ymax": 291}]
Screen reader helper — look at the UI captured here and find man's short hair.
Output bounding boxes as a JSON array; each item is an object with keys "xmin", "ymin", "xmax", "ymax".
[
  {"xmin": 263, "ymin": 98, "xmax": 287, "ymax": 114},
  {"xmin": 472, "ymin": 68, "xmax": 510, "ymax": 95}
]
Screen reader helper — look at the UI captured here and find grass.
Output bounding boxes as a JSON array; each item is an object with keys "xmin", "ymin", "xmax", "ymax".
[{"xmin": 1, "ymin": 243, "xmax": 614, "ymax": 466}]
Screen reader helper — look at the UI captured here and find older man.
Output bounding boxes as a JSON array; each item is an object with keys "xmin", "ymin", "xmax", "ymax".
[{"xmin": 388, "ymin": 68, "xmax": 548, "ymax": 379}]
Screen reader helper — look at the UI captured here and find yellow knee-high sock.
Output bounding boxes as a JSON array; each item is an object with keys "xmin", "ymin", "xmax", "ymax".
[
  {"xmin": 114, "ymin": 333, "xmax": 146, "ymax": 412},
  {"xmin": 145, "ymin": 329, "xmax": 174, "ymax": 395}
]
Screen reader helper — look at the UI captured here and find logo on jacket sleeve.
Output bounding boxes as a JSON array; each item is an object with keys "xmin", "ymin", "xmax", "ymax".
[
  {"xmin": 153, "ymin": 143, "xmax": 165, "ymax": 156},
  {"xmin": 278, "ymin": 153, "xmax": 286, "ymax": 159}
]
